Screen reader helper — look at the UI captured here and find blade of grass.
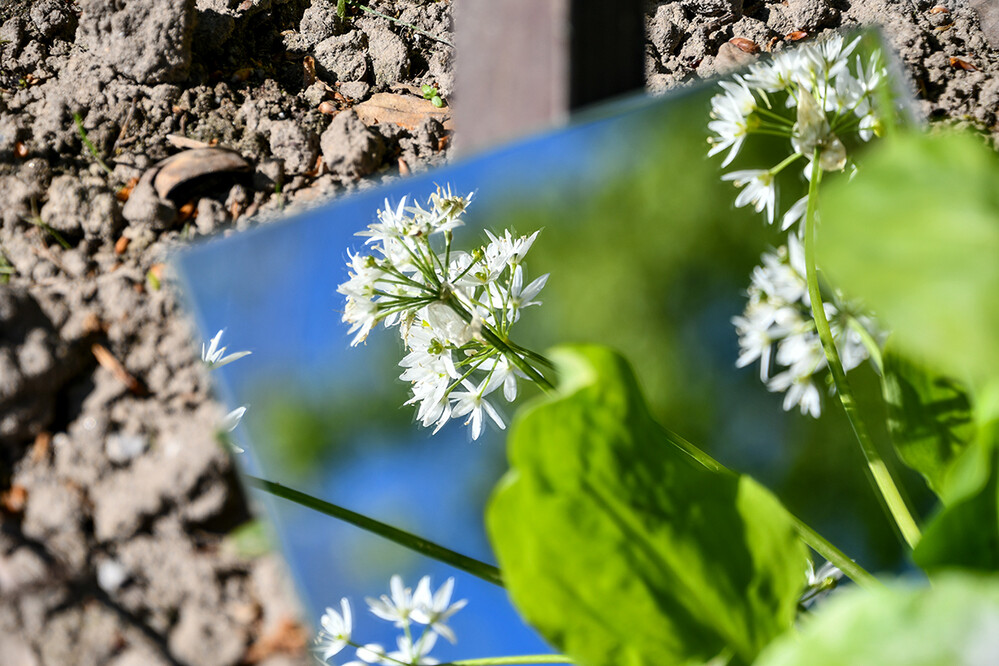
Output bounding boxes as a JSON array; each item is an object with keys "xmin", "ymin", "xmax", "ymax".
[{"xmin": 74, "ymin": 113, "xmax": 115, "ymax": 178}]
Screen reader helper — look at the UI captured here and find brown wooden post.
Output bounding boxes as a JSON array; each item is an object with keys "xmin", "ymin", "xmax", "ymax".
[{"xmin": 453, "ymin": 0, "xmax": 646, "ymax": 156}]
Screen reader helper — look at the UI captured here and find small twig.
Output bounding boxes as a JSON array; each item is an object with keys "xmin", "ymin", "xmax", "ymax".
[
  {"xmin": 92, "ymin": 343, "xmax": 146, "ymax": 395},
  {"xmin": 112, "ymin": 97, "xmax": 138, "ymax": 153}
]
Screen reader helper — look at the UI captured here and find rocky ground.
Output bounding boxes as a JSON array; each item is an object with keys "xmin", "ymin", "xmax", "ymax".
[{"xmin": 0, "ymin": 1, "xmax": 997, "ymax": 665}]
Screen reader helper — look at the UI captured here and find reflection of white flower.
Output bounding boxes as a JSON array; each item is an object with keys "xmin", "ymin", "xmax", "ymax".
[
  {"xmin": 449, "ymin": 379, "xmax": 505, "ymax": 441},
  {"xmin": 340, "ymin": 187, "xmax": 550, "ymax": 440},
  {"xmin": 201, "ymin": 329, "xmax": 251, "ymax": 369},
  {"xmin": 411, "ymin": 576, "xmax": 467, "ymax": 644},
  {"xmin": 733, "ymin": 238, "xmax": 878, "ymax": 418},
  {"xmin": 319, "ymin": 575, "xmax": 468, "ymax": 666},
  {"xmin": 316, "ymin": 599, "xmax": 353, "ymax": 662},
  {"xmin": 366, "ymin": 575, "xmax": 421, "ymax": 627}
]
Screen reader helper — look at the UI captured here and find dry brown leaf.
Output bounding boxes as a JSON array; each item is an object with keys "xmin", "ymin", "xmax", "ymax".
[
  {"xmin": 1, "ymin": 485, "xmax": 27, "ymax": 514},
  {"xmin": 352, "ymin": 93, "xmax": 453, "ymax": 131},
  {"xmin": 929, "ymin": 5, "xmax": 950, "ymax": 13},
  {"xmin": 729, "ymin": 37, "xmax": 760, "ymax": 54},
  {"xmin": 114, "ymin": 236, "xmax": 130, "ymax": 255},
  {"xmin": 14, "ymin": 141, "xmax": 28, "ymax": 159},
  {"xmin": 31, "ymin": 432, "xmax": 51, "ymax": 464},
  {"xmin": 116, "ymin": 176, "xmax": 139, "ymax": 203},
  {"xmin": 787, "ymin": 30, "xmax": 809, "ymax": 41},
  {"xmin": 303, "ymin": 56, "xmax": 317, "ymax": 86},
  {"xmin": 152, "ymin": 148, "xmax": 250, "ymax": 199},
  {"xmin": 950, "ymin": 56, "xmax": 979, "ymax": 70},
  {"xmin": 243, "ymin": 618, "xmax": 308, "ymax": 663}
]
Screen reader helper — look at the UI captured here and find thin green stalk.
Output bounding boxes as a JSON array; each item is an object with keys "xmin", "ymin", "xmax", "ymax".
[
  {"xmin": 443, "ymin": 295, "xmax": 555, "ymax": 392},
  {"xmin": 245, "ymin": 476, "xmax": 504, "ymax": 587},
  {"xmin": 73, "ymin": 113, "xmax": 114, "ymax": 178},
  {"xmin": 770, "ymin": 151, "xmax": 803, "ymax": 176},
  {"xmin": 445, "ymin": 657, "xmax": 574, "ymax": 666},
  {"xmin": 665, "ymin": 427, "xmax": 878, "ymax": 588},
  {"xmin": 357, "ymin": 4, "xmax": 454, "ymax": 47},
  {"xmin": 801, "ymin": 150, "xmax": 921, "ymax": 550}
]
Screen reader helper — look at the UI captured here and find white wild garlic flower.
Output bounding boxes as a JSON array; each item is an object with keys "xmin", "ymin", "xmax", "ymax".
[
  {"xmin": 339, "ymin": 186, "xmax": 549, "ymax": 441},
  {"xmin": 708, "ymin": 34, "xmax": 890, "ymax": 227},
  {"xmin": 318, "ymin": 575, "xmax": 467, "ymax": 665}
]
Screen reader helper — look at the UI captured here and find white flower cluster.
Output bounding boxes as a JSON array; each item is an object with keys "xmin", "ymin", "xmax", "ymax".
[
  {"xmin": 316, "ymin": 575, "xmax": 467, "ymax": 666},
  {"xmin": 708, "ymin": 34, "xmax": 888, "ymax": 228},
  {"xmin": 339, "ymin": 186, "xmax": 550, "ymax": 440},
  {"xmin": 732, "ymin": 236, "xmax": 878, "ymax": 417}
]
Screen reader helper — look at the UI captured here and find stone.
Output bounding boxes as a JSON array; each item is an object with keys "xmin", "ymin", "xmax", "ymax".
[{"xmin": 320, "ymin": 110, "xmax": 385, "ymax": 179}]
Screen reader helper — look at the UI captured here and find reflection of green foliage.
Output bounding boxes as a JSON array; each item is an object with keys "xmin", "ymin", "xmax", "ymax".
[
  {"xmin": 224, "ymin": 519, "xmax": 272, "ymax": 558},
  {"xmin": 489, "ymin": 346, "xmax": 806, "ymax": 666},
  {"xmin": 256, "ymin": 382, "xmax": 410, "ymax": 480},
  {"xmin": 482, "ymin": 92, "xmax": 918, "ymax": 568}
]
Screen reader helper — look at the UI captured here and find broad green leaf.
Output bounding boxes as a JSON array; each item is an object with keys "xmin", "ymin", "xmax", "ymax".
[
  {"xmin": 913, "ymin": 421, "xmax": 999, "ymax": 574},
  {"xmin": 487, "ymin": 345, "xmax": 806, "ymax": 666},
  {"xmin": 881, "ymin": 343, "xmax": 975, "ymax": 497},
  {"xmin": 757, "ymin": 574, "xmax": 999, "ymax": 665},
  {"xmin": 819, "ymin": 130, "xmax": 999, "ymax": 387}
]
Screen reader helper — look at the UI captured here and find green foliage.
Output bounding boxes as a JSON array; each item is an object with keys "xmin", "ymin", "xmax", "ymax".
[
  {"xmin": 913, "ymin": 421, "xmax": 999, "ymax": 574},
  {"xmin": 421, "ymin": 84, "xmax": 444, "ymax": 108},
  {"xmin": 0, "ymin": 247, "xmax": 13, "ymax": 284},
  {"xmin": 757, "ymin": 573, "xmax": 999, "ymax": 666},
  {"xmin": 487, "ymin": 345, "xmax": 807, "ymax": 666},
  {"xmin": 881, "ymin": 343, "xmax": 976, "ymax": 497},
  {"xmin": 819, "ymin": 130, "xmax": 999, "ymax": 390},
  {"xmin": 224, "ymin": 519, "xmax": 273, "ymax": 558}
]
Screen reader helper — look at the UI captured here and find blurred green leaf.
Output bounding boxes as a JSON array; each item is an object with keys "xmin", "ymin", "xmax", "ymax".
[
  {"xmin": 882, "ymin": 343, "xmax": 976, "ymax": 497},
  {"xmin": 756, "ymin": 573, "xmax": 999, "ymax": 666},
  {"xmin": 487, "ymin": 345, "xmax": 806, "ymax": 666},
  {"xmin": 820, "ymin": 130, "xmax": 999, "ymax": 388},
  {"xmin": 913, "ymin": 421, "xmax": 999, "ymax": 574},
  {"xmin": 224, "ymin": 519, "xmax": 272, "ymax": 558}
]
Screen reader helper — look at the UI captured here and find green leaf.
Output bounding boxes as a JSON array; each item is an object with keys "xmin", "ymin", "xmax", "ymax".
[
  {"xmin": 881, "ymin": 343, "xmax": 975, "ymax": 497},
  {"xmin": 819, "ymin": 130, "xmax": 999, "ymax": 387},
  {"xmin": 223, "ymin": 519, "xmax": 272, "ymax": 558},
  {"xmin": 913, "ymin": 421, "xmax": 999, "ymax": 574},
  {"xmin": 487, "ymin": 345, "xmax": 807, "ymax": 666},
  {"xmin": 422, "ymin": 84, "xmax": 435, "ymax": 98},
  {"xmin": 756, "ymin": 573, "xmax": 999, "ymax": 666},
  {"xmin": 431, "ymin": 95, "xmax": 444, "ymax": 108}
]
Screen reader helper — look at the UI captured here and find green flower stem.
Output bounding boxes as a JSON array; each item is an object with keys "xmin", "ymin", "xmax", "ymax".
[
  {"xmin": 665, "ymin": 427, "xmax": 878, "ymax": 588},
  {"xmin": 802, "ymin": 149, "xmax": 921, "ymax": 550},
  {"xmin": 245, "ymin": 476, "xmax": 504, "ymax": 587},
  {"xmin": 753, "ymin": 106, "xmax": 795, "ymax": 126},
  {"xmin": 443, "ymin": 295, "xmax": 555, "ymax": 392},
  {"xmin": 770, "ymin": 151, "xmax": 803, "ymax": 177},
  {"xmin": 444, "ymin": 656, "xmax": 574, "ymax": 665}
]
